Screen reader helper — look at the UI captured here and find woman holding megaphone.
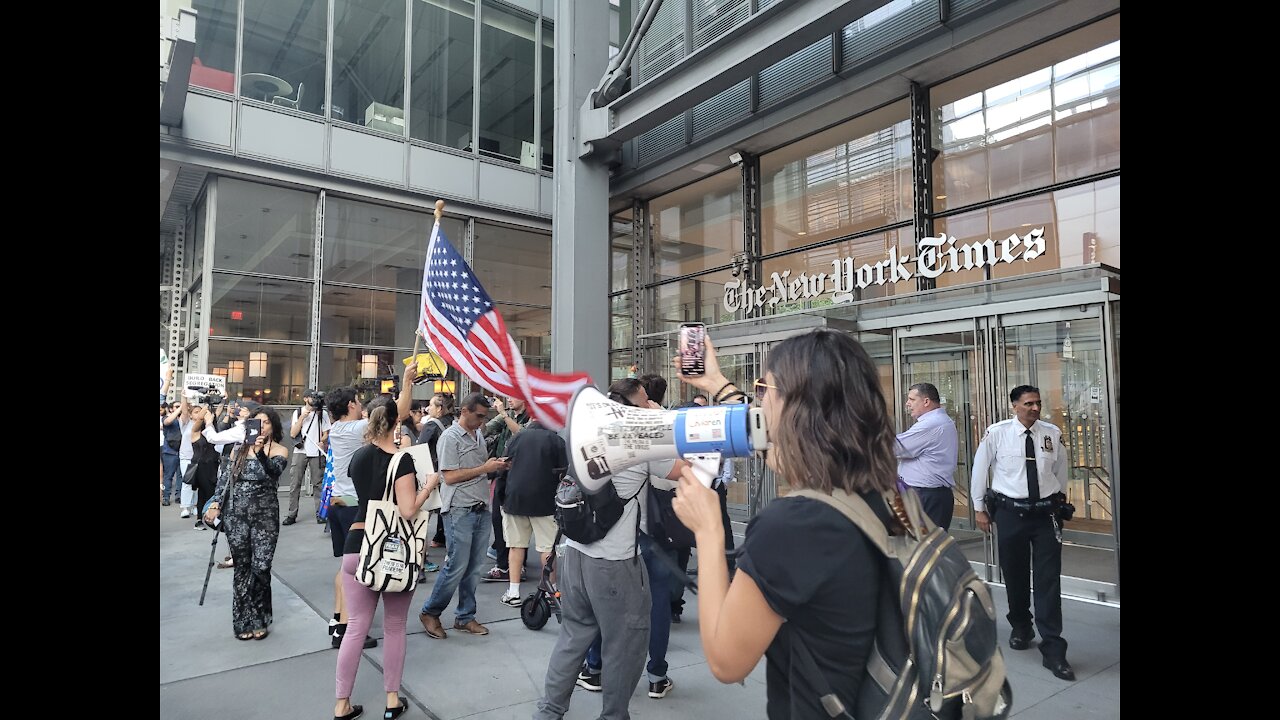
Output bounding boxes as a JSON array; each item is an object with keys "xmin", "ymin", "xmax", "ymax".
[{"xmin": 670, "ymin": 329, "xmax": 898, "ymax": 720}]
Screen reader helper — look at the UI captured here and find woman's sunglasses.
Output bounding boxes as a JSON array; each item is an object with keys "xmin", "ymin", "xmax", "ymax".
[{"xmin": 752, "ymin": 378, "xmax": 778, "ymax": 401}]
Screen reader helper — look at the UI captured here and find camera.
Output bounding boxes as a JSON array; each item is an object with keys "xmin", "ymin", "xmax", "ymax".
[
  {"xmin": 308, "ymin": 393, "xmax": 326, "ymax": 409},
  {"xmin": 185, "ymin": 386, "xmax": 224, "ymax": 406}
]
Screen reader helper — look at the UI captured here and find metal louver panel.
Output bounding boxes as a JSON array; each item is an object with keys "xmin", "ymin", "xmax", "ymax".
[
  {"xmin": 759, "ymin": 36, "xmax": 833, "ymax": 109},
  {"xmin": 950, "ymin": 0, "xmax": 1003, "ymax": 18},
  {"xmin": 692, "ymin": 79, "xmax": 751, "ymax": 139},
  {"xmin": 637, "ymin": 0, "xmax": 686, "ymax": 83},
  {"xmin": 842, "ymin": 0, "xmax": 938, "ymax": 69},
  {"xmin": 637, "ymin": 115, "xmax": 687, "ymax": 162},
  {"xmin": 693, "ymin": 0, "xmax": 750, "ymax": 50}
]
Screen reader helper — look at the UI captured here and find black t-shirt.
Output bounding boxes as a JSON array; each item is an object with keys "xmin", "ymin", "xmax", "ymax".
[
  {"xmin": 343, "ymin": 445, "xmax": 417, "ymax": 555},
  {"xmin": 736, "ymin": 496, "xmax": 883, "ymax": 720},
  {"xmin": 501, "ymin": 427, "xmax": 567, "ymax": 517},
  {"xmin": 416, "ymin": 415, "xmax": 454, "ymax": 467}
]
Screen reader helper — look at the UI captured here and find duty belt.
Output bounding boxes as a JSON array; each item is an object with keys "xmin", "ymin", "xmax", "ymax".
[{"xmin": 993, "ymin": 492, "xmax": 1057, "ymax": 514}]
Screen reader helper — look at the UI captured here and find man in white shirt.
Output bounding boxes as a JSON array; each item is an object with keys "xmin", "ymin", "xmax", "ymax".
[
  {"xmin": 896, "ymin": 382, "xmax": 959, "ymax": 530},
  {"xmin": 971, "ymin": 385, "xmax": 1074, "ymax": 682},
  {"xmin": 283, "ymin": 390, "xmax": 332, "ymax": 526}
]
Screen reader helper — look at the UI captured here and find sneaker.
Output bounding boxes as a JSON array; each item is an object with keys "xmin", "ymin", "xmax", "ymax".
[
  {"xmin": 486, "ymin": 547, "xmax": 499, "ymax": 561},
  {"xmin": 331, "ymin": 631, "xmax": 378, "ymax": 649},
  {"xmin": 194, "ymin": 520, "xmax": 207, "ymax": 531},
  {"xmin": 180, "ymin": 507, "xmax": 191, "ymax": 518},
  {"xmin": 499, "ymin": 592, "xmax": 522, "ymax": 607},
  {"xmin": 482, "ymin": 567, "xmax": 509, "ymax": 582},
  {"xmin": 648, "ymin": 678, "xmax": 674, "ymax": 699},
  {"xmin": 162, "ymin": 498, "xmax": 171, "ymax": 507},
  {"xmin": 576, "ymin": 666, "xmax": 602, "ymax": 692}
]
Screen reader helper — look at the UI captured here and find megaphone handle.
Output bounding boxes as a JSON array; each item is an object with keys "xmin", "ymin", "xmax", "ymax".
[{"xmin": 685, "ymin": 453, "xmax": 721, "ymax": 488}]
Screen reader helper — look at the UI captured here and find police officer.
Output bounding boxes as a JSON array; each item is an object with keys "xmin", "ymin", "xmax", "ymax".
[{"xmin": 971, "ymin": 385, "xmax": 1075, "ymax": 682}]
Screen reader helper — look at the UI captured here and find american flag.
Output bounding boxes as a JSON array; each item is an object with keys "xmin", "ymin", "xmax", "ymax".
[{"xmin": 418, "ymin": 219, "xmax": 592, "ymax": 430}]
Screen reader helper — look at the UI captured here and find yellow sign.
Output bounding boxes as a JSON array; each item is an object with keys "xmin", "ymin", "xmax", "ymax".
[{"xmin": 403, "ymin": 352, "xmax": 449, "ymax": 382}]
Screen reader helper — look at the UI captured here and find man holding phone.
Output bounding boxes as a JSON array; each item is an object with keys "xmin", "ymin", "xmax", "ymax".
[{"xmin": 419, "ymin": 392, "xmax": 511, "ymax": 639}]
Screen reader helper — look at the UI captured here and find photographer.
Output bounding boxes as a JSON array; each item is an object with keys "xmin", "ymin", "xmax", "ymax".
[
  {"xmin": 161, "ymin": 396, "xmax": 187, "ymax": 507},
  {"xmin": 284, "ymin": 390, "xmax": 331, "ymax": 526},
  {"xmin": 188, "ymin": 402, "xmax": 221, "ymax": 530}
]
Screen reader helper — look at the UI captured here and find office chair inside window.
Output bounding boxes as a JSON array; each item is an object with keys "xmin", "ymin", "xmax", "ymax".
[{"xmin": 271, "ymin": 82, "xmax": 304, "ymax": 110}]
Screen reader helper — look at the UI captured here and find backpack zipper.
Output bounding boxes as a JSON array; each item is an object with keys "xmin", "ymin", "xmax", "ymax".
[{"xmin": 930, "ymin": 586, "xmax": 976, "ymax": 711}]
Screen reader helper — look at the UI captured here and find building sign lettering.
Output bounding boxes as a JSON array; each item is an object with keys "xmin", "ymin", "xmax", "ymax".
[{"xmin": 723, "ymin": 228, "xmax": 1047, "ymax": 314}]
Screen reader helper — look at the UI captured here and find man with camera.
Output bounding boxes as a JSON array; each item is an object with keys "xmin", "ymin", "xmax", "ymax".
[
  {"xmin": 284, "ymin": 389, "xmax": 331, "ymax": 526},
  {"xmin": 971, "ymin": 385, "xmax": 1076, "ymax": 682}
]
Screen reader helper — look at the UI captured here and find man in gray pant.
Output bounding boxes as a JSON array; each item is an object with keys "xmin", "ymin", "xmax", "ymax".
[
  {"xmin": 533, "ymin": 458, "xmax": 685, "ymax": 720},
  {"xmin": 283, "ymin": 391, "xmax": 331, "ymax": 525}
]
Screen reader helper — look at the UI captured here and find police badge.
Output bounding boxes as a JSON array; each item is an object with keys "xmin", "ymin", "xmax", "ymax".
[{"xmin": 1042, "ymin": 435, "xmax": 1053, "ymax": 452}]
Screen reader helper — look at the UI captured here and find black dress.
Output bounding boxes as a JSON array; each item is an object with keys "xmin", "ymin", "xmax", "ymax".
[
  {"xmin": 213, "ymin": 448, "xmax": 289, "ymax": 635},
  {"xmin": 191, "ymin": 435, "xmax": 221, "ymax": 515}
]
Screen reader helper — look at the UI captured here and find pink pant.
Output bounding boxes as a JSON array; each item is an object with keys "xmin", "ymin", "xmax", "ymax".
[{"xmin": 335, "ymin": 553, "xmax": 415, "ymax": 698}]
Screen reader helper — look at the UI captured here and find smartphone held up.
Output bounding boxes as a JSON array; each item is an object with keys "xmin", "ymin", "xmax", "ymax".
[{"xmin": 679, "ymin": 322, "xmax": 706, "ymax": 377}]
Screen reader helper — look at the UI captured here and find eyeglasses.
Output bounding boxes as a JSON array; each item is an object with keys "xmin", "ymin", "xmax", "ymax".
[{"xmin": 753, "ymin": 378, "xmax": 778, "ymax": 401}]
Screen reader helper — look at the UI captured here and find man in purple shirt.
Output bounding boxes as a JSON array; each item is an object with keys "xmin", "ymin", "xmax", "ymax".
[{"xmin": 895, "ymin": 382, "xmax": 960, "ymax": 530}]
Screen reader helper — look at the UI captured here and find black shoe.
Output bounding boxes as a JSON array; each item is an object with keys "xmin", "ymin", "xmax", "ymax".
[
  {"xmin": 1043, "ymin": 657, "xmax": 1076, "ymax": 681},
  {"xmin": 331, "ymin": 632, "xmax": 379, "ymax": 649},
  {"xmin": 383, "ymin": 702, "xmax": 408, "ymax": 720},
  {"xmin": 671, "ymin": 611, "xmax": 682, "ymax": 624},
  {"xmin": 318, "ymin": 516, "xmax": 327, "ymax": 524},
  {"xmin": 1008, "ymin": 627, "xmax": 1034, "ymax": 651},
  {"xmin": 335, "ymin": 704, "xmax": 364, "ymax": 720},
  {"xmin": 576, "ymin": 665, "xmax": 602, "ymax": 692},
  {"xmin": 282, "ymin": 516, "xmax": 297, "ymax": 526},
  {"xmin": 648, "ymin": 677, "xmax": 674, "ymax": 699},
  {"xmin": 162, "ymin": 498, "xmax": 171, "ymax": 506}
]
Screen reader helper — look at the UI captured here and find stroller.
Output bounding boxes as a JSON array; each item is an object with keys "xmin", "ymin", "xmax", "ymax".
[{"xmin": 520, "ymin": 529, "xmax": 563, "ymax": 630}]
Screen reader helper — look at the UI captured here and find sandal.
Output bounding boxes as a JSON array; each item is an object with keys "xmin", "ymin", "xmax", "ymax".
[
  {"xmin": 217, "ymin": 556, "xmax": 235, "ymax": 569},
  {"xmin": 252, "ymin": 628, "xmax": 269, "ymax": 640},
  {"xmin": 236, "ymin": 632, "xmax": 254, "ymax": 641}
]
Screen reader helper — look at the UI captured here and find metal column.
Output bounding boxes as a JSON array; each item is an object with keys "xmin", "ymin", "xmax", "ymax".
[
  {"xmin": 551, "ymin": 0, "xmax": 611, "ymax": 385},
  {"xmin": 910, "ymin": 81, "xmax": 937, "ymax": 292}
]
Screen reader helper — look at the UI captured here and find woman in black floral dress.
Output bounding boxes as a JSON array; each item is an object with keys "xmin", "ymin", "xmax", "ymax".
[{"xmin": 204, "ymin": 407, "xmax": 290, "ymax": 640}]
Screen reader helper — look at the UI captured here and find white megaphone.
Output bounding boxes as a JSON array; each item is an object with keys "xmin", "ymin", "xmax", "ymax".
[{"xmin": 565, "ymin": 386, "xmax": 770, "ymax": 492}]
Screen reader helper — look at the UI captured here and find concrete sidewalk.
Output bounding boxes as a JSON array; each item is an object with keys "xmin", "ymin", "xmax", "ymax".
[{"xmin": 160, "ymin": 501, "xmax": 1119, "ymax": 719}]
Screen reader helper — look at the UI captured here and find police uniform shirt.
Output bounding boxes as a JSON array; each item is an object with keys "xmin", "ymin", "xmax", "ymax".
[{"xmin": 970, "ymin": 419, "xmax": 1067, "ymax": 512}]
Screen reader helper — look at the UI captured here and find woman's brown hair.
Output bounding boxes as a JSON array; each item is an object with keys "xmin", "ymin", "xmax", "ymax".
[
  {"xmin": 364, "ymin": 396, "xmax": 397, "ymax": 443},
  {"xmin": 765, "ymin": 329, "xmax": 897, "ymax": 495}
]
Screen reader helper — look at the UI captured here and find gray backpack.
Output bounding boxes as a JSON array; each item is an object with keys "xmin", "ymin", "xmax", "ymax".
[{"xmin": 788, "ymin": 488, "xmax": 1012, "ymax": 720}]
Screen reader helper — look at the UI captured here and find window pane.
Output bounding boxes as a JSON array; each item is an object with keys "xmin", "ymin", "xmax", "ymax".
[
  {"xmin": 190, "ymin": 0, "xmax": 238, "ymax": 93},
  {"xmin": 611, "ymin": 294, "xmax": 632, "ymax": 351},
  {"xmin": 335, "ymin": 0, "xmax": 408, "ymax": 136},
  {"xmin": 241, "ymin": 0, "xmax": 327, "ymax": 115},
  {"xmin": 472, "ymin": 222, "xmax": 551, "ymax": 305},
  {"xmin": 498, "ymin": 304, "xmax": 550, "ymax": 371},
  {"xmin": 208, "ymin": 339, "xmax": 310, "ymax": 407},
  {"xmin": 932, "ymin": 18, "xmax": 1119, "ymax": 209},
  {"xmin": 479, "ymin": 3, "xmax": 536, "ymax": 163},
  {"xmin": 319, "ymin": 346, "xmax": 406, "ymax": 394},
  {"xmin": 651, "ymin": 170, "xmax": 742, "ymax": 282},
  {"xmin": 410, "ymin": 0, "xmax": 475, "ymax": 148},
  {"xmin": 320, "ymin": 286, "xmax": 421, "ymax": 347},
  {"xmin": 322, "ymin": 197, "xmax": 449, "ymax": 290},
  {"xmin": 651, "ymin": 275, "xmax": 733, "ymax": 334},
  {"xmin": 757, "ymin": 228, "xmax": 915, "ymax": 316},
  {"xmin": 611, "ymin": 211, "xmax": 633, "ymax": 292},
  {"xmin": 933, "ymin": 176, "xmax": 1119, "ymax": 288},
  {"xmin": 540, "ymin": 23, "xmax": 553, "ymax": 170},
  {"xmin": 210, "ymin": 274, "xmax": 313, "ymax": 341},
  {"xmin": 214, "ymin": 178, "xmax": 317, "ymax": 278},
  {"xmin": 761, "ymin": 101, "xmax": 912, "ymax": 255}
]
